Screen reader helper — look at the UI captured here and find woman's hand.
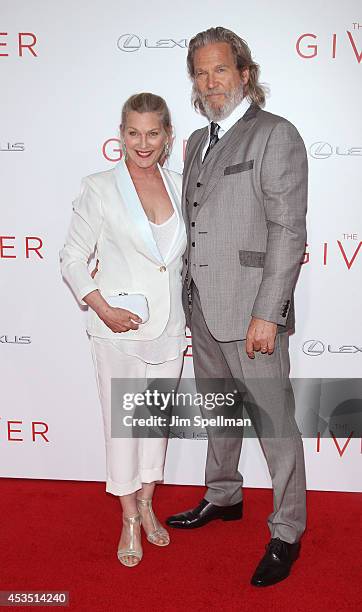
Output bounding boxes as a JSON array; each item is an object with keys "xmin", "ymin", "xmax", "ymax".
[
  {"xmin": 99, "ymin": 305, "xmax": 142, "ymax": 333},
  {"xmin": 83, "ymin": 290, "xmax": 142, "ymax": 333},
  {"xmin": 90, "ymin": 259, "xmax": 99, "ymax": 279}
]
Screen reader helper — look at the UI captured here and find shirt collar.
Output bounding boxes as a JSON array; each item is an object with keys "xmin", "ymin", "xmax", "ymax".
[{"xmin": 208, "ymin": 96, "xmax": 251, "ymax": 138}]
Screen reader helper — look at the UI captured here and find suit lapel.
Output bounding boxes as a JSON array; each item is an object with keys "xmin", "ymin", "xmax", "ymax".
[
  {"xmin": 114, "ymin": 159, "xmax": 163, "ymax": 263},
  {"xmin": 159, "ymin": 166, "xmax": 187, "ymax": 265},
  {"xmin": 199, "ymin": 104, "xmax": 261, "ymax": 205}
]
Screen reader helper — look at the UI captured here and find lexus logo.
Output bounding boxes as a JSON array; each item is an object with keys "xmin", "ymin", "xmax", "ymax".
[
  {"xmin": 303, "ymin": 340, "xmax": 325, "ymax": 356},
  {"xmin": 309, "ymin": 142, "xmax": 333, "ymax": 159},
  {"xmin": 0, "ymin": 142, "xmax": 25, "ymax": 152},
  {"xmin": 309, "ymin": 142, "xmax": 362, "ymax": 159},
  {"xmin": 117, "ymin": 34, "xmax": 142, "ymax": 52},
  {"xmin": 303, "ymin": 340, "xmax": 362, "ymax": 355},
  {"xmin": 117, "ymin": 34, "xmax": 188, "ymax": 52},
  {"xmin": 0, "ymin": 335, "xmax": 31, "ymax": 344}
]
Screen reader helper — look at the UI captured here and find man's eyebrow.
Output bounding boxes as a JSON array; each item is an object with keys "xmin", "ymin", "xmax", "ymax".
[{"xmin": 195, "ymin": 63, "xmax": 228, "ymax": 71}]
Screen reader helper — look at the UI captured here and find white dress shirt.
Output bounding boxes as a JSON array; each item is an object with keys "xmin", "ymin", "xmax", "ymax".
[{"xmin": 202, "ymin": 96, "xmax": 251, "ymax": 161}]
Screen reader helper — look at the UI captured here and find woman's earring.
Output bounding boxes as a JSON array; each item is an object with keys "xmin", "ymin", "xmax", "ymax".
[
  {"xmin": 121, "ymin": 139, "xmax": 127, "ymax": 161},
  {"xmin": 164, "ymin": 141, "xmax": 170, "ymax": 157}
]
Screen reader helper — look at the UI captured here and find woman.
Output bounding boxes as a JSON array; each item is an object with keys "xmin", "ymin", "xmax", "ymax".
[{"xmin": 60, "ymin": 93, "xmax": 187, "ymax": 567}]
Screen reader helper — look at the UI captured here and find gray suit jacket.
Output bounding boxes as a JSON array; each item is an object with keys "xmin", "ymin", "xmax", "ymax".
[{"xmin": 182, "ymin": 103, "xmax": 308, "ymax": 342}]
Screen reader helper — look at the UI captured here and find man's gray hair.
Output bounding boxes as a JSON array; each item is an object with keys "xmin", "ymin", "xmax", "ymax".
[{"xmin": 187, "ymin": 26, "xmax": 266, "ymax": 113}]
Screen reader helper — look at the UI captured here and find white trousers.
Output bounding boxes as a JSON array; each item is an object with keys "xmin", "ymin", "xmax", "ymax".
[{"xmin": 90, "ymin": 337, "xmax": 184, "ymax": 496}]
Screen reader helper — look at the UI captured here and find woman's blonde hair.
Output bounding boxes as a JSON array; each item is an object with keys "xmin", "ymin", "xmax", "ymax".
[{"xmin": 121, "ymin": 92, "xmax": 172, "ymax": 131}]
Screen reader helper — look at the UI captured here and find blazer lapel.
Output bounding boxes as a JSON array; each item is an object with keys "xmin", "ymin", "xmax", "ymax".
[
  {"xmin": 114, "ymin": 158, "xmax": 163, "ymax": 263},
  {"xmin": 158, "ymin": 166, "xmax": 187, "ymax": 264},
  {"xmin": 198, "ymin": 103, "xmax": 261, "ymax": 205}
]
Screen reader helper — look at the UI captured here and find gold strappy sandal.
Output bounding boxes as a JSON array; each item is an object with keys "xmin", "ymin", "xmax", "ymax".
[
  {"xmin": 117, "ymin": 514, "xmax": 143, "ymax": 567},
  {"xmin": 137, "ymin": 498, "xmax": 170, "ymax": 547}
]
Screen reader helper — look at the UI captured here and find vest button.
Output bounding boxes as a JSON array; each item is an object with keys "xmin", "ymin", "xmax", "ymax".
[
  {"xmin": 192, "ymin": 242, "xmax": 195, "ymax": 247},
  {"xmin": 159, "ymin": 265, "xmax": 166, "ymax": 272},
  {"xmin": 197, "ymin": 182, "xmax": 201, "ymax": 187},
  {"xmin": 193, "ymin": 202, "xmax": 198, "ymax": 207},
  {"xmin": 191, "ymin": 222, "xmax": 195, "ymax": 227}
]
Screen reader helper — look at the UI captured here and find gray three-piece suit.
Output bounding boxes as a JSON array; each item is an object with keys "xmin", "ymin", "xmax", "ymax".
[{"xmin": 182, "ymin": 103, "xmax": 308, "ymax": 543}]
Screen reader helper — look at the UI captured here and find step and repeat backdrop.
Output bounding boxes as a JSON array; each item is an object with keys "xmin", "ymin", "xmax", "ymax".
[{"xmin": 1, "ymin": 0, "xmax": 361, "ymax": 492}]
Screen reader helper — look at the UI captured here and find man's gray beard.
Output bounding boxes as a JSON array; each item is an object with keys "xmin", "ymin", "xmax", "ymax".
[{"xmin": 194, "ymin": 85, "xmax": 244, "ymax": 121}]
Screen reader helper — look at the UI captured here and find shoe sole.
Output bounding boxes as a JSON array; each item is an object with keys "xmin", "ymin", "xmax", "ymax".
[{"xmin": 167, "ymin": 508, "xmax": 243, "ymax": 529}]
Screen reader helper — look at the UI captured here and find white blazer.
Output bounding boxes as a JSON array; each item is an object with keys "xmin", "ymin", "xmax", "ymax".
[{"xmin": 60, "ymin": 159, "xmax": 187, "ymax": 341}]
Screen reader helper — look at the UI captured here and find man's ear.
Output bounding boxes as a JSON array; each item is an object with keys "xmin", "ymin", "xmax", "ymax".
[{"xmin": 241, "ymin": 67, "xmax": 250, "ymax": 86}]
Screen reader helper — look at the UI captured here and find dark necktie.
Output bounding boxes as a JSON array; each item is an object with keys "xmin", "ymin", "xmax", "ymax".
[{"xmin": 203, "ymin": 121, "xmax": 220, "ymax": 161}]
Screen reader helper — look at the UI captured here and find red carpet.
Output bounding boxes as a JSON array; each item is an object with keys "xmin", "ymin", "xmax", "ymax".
[{"xmin": 1, "ymin": 479, "xmax": 361, "ymax": 611}]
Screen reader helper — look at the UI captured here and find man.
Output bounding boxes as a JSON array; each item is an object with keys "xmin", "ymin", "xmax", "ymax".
[{"xmin": 166, "ymin": 27, "xmax": 308, "ymax": 587}]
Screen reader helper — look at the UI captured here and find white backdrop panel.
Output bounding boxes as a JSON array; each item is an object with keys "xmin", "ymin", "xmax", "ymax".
[{"xmin": 1, "ymin": 0, "xmax": 361, "ymax": 492}]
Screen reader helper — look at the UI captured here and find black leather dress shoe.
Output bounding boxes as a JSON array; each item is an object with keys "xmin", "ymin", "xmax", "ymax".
[
  {"xmin": 251, "ymin": 538, "xmax": 301, "ymax": 587},
  {"xmin": 166, "ymin": 498, "xmax": 243, "ymax": 529}
]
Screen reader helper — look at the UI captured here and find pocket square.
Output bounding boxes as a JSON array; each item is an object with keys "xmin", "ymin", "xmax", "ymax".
[
  {"xmin": 224, "ymin": 160, "xmax": 254, "ymax": 175},
  {"xmin": 239, "ymin": 249, "xmax": 265, "ymax": 268}
]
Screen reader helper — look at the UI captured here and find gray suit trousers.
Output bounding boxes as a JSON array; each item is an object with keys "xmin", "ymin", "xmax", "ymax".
[{"xmin": 190, "ymin": 283, "xmax": 306, "ymax": 543}]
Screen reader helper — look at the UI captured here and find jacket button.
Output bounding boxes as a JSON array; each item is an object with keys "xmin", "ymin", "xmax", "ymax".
[
  {"xmin": 159, "ymin": 265, "xmax": 166, "ymax": 272},
  {"xmin": 193, "ymin": 202, "xmax": 198, "ymax": 207},
  {"xmin": 191, "ymin": 222, "xmax": 195, "ymax": 227},
  {"xmin": 197, "ymin": 182, "xmax": 201, "ymax": 187},
  {"xmin": 192, "ymin": 242, "xmax": 195, "ymax": 247}
]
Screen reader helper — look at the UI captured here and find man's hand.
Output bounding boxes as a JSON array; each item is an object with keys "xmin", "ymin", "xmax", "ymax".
[{"xmin": 246, "ymin": 317, "xmax": 277, "ymax": 359}]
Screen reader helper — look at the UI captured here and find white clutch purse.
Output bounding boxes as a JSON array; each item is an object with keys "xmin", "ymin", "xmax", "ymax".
[{"xmin": 105, "ymin": 293, "xmax": 149, "ymax": 323}]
